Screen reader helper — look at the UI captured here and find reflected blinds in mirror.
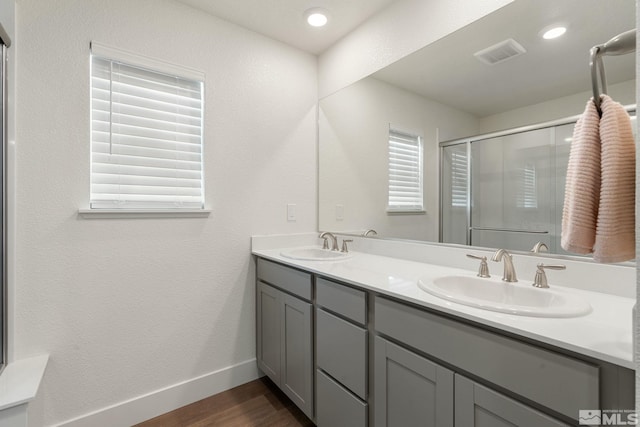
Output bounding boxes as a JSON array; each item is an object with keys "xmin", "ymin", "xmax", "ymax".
[
  {"xmin": 450, "ymin": 151, "xmax": 468, "ymax": 208},
  {"xmin": 388, "ymin": 129, "xmax": 423, "ymax": 212},
  {"xmin": 517, "ymin": 163, "xmax": 538, "ymax": 209}
]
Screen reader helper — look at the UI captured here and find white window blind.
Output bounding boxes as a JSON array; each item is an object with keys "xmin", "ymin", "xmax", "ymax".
[
  {"xmin": 388, "ymin": 129, "xmax": 423, "ymax": 212},
  {"xmin": 451, "ymin": 150, "xmax": 468, "ymax": 208},
  {"xmin": 90, "ymin": 44, "xmax": 204, "ymax": 209},
  {"xmin": 517, "ymin": 163, "xmax": 538, "ymax": 209}
]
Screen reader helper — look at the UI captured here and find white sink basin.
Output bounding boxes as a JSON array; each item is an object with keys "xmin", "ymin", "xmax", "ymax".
[
  {"xmin": 417, "ymin": 275, "xmax": 591, "ymax": 318},
  {"xmin": 280, "ymin": 247, "xmax": 352, "ymax": 261}
]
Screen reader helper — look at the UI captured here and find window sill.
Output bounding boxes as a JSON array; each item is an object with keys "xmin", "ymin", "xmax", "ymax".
[
  {"xmin": 386, "ymin": 209, "xmax": 426, "ymax": 215},
  {"xmin": 0, "ymin": 354, "xmax": 49, "ymax": 411},
  {"xmin": 78, "ymin": 209, "xmax": 211, "ymax": 219}
]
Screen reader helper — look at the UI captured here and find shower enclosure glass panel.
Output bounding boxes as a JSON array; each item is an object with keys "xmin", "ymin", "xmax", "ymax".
[
  {"xmin": 441, "ymin": 112, "xmax": 635, "ymax": 255},
  {"xmin": 441, "ymin": 143, "xmax": 468, "ymax": 245},
  {"xmin": 441, "ymin": 122, "xmax": 583, "ymax": 254},
  {"xmin": 553, "ymin": 123, "xmax": 574, "ymax": 255},
  {"xmin": 471, "ymin": 128, "xmax": 555, "ymax": 252}
]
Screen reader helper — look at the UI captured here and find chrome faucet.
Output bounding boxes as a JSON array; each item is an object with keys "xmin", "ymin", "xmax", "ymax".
[
  {"xmin": 319, "ymin": 232, "xmax": 339, "ymax": 251},
  {"xmin": 530, "ymin": 242, "xmax": 549, "ymax": 253},
  {"xmin": 491, "ymin": 249, "xmax": 518, "ymax": 282},
  {"xmin": 362, "ymin": 229, "xmax": 378, "ymax": 237}
]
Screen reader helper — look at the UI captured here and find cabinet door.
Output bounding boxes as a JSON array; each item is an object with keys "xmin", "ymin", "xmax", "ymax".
[
  {"xmin": 375, "ymin": 336, "xmax": 454, "ymax": 427},
  {"xmin": 455, "ymin": 375, "xmax": 569, "ymax": 427},
  {"xmin": 257, "ymin": 281, "xmax": 281, "ymax": 383},
  {"xmin": 281, "ymin": 291, "xmax": 313, "ymax": 419},
  {"xmin": 317, "ymin": 369, "xmax": 367, "ymax": 427}
]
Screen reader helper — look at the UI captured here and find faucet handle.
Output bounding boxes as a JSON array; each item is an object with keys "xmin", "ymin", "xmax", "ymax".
[
  {"xmin": 466, "ymin": 254, "xmax": 490, "ymax": 278},
  {"xmin": 533, "ymin": 263, "xmax": 566, "ymax": 288},
  {"xmin": 341, "ymin": 239, "xmax": 353, "ymax": 253}
]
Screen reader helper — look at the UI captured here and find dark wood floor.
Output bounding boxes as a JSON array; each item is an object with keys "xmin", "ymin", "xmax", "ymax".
[{"xmin": 134, "ymin": 377, "xmax": 314, "ymax": 427}]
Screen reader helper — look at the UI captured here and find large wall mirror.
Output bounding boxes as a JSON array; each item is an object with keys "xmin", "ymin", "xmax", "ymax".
[{"xmin": 318, "ymin": 0, "xmax": 636, "ymax": 259}]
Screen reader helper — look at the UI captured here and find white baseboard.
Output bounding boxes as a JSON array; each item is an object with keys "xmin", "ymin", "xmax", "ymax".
[{"xmin": 54, "ymin": 358, "xmax": 261, "ymax": 427}]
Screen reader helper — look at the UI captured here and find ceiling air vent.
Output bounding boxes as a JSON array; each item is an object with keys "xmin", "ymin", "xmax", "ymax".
[{"xmin": 474, "ymin": 39, "xmax": 526, "ymax": 65}]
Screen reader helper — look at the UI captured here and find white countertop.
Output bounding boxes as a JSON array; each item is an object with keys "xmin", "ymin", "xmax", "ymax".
[{"xmin": 252, "ymin": 246, "xmax": 634, "ymax": 370}]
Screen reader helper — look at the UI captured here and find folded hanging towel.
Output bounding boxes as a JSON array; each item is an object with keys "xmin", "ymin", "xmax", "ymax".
[
  {"xmin": 561, "ymin": 98, "xmax": 601, "ymax": 255},
  {"xmin": 592, "ymin": 95, "xmax": 635, "ymax": 263}
]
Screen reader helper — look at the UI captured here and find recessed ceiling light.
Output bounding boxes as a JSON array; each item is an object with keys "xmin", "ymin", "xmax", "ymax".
[
  {"xmin": 542, "ymin": 26, "xmax": 567, "ymax": 40},
  {"xmin": 305, "ymin": 8, "xmax": 329, "ymax": 27}
]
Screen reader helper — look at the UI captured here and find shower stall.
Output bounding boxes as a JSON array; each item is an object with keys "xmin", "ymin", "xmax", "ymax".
[{"xmin": 440, "ymin": 111, "xmax": 635, "ymax": 255}]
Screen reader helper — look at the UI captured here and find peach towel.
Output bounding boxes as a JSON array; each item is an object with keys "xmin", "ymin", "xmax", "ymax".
[
  {"xmin": 593, "ymin": 95, "xmax": 635, "ymax": 262},
  {"xmin": 561, "ymin": 95, "xmax": 635, "ymax": 263},
  {"xmin": 561, "ymin": 98, "xmax": 601, "ymax": 255}
]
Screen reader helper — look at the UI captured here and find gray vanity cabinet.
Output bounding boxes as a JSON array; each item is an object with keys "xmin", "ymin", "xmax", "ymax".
[
  {"xmin": 315, "ymin": 277, "xmax": 368, "ymax": 427},
  {"xmin": 455, "ymin": 375, "xmax": 568, "ymax": 427},
  {"xmin": 255, "ymin": 257, "xmax": 633, "ymax": 427},
  {"xmin": 374, "ymin": 336, "xmax": 454, "ymax": 427},
  {"xmin": 374, "ymin": 295, "xmax": 605, "ymax": 426},
  {"xmin": 256, "ymin": 259, "xmax": 313, "ymax": 419}
]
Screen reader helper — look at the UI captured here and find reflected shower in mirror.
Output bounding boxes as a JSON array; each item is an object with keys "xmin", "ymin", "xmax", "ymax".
[
  {"xmin": 318, "ymin": 0, "xmax": 636, "ymax": 259},
  {"xmin": 441, "ymin": 115, "xmax": 636, "ymax": 255}
]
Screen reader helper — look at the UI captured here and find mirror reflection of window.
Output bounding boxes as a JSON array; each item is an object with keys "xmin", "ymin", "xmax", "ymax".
[
  {"xmin": 517, "ymin": 163, "xmax": 538, "ymax": 209},
  {"xmin": 387, "ymin": 128, "xmax": 424, "ymax": 213},
  {"xmin": 450, "ymin": 151, "xmax": 468, "ymax": 208}
]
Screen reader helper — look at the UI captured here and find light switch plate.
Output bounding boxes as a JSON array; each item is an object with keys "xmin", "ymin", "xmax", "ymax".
[{"xmin": 287, "ymin": 204, "xmax": 296, "ymax": 221}]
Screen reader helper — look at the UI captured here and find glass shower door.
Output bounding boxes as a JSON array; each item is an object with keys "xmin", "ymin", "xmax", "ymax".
[
  {"xmin": 470, "ymin": 128, "xmax": 554, "ymax": 252},
  {"xmin": 441, "ymin": 143, "xmax": 468, "ymax": 245}
]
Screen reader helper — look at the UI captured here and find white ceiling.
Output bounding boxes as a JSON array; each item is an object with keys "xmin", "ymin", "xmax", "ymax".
[
  {"xmin": 372, "ymin": 0, "xmax": 636, "ymax": 117},
  {"xmin": 176, "ymin": 0, "xmax": 398, "ymax": 55},
  {"xmin": 176, "ymin": 0, "xmax": 635, "ymax": 117}
]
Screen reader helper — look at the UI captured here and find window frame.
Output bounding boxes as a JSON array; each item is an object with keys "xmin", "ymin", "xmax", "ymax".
[
  {"xmin": 88, "ymin": 42, "xmax": 206, "ymax": 213},
  {"xmin": 387, "ymin": 128, "xmax": 425, "ymax": 213}
]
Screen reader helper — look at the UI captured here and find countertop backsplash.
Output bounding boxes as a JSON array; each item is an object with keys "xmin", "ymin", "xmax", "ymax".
[{"xmin": 251, "ymin": 232, "xmax": 635, "ymax": 299}]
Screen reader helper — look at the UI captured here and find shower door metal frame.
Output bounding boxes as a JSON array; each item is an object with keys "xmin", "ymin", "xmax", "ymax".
[
  {"xmin": 0, "ymin": 27, "xmax": 10, "ymax": 374},
  {"xmin": 0, "ymin": 42, "xmax": 6, "ymax": 374}
]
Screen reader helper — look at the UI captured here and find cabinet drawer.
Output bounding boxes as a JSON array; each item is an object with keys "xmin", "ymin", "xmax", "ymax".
[
  {"xmin": 375, "ymin": 296, "xmax": 599, "ymax": 421},
  {"xmin": 257, "ymin": 258, "xmax": 312, "ymax": 301},
  {"xmin": 316, "ymin": 277, "xmax": 366, "ymax": 325},
  {"xmin": 316, "ymin": 369, "xmax": 367, "ymax": 427},
  {"xmin": 317, "ymin": 308, "xmax": 367, "ymax": 399}
]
